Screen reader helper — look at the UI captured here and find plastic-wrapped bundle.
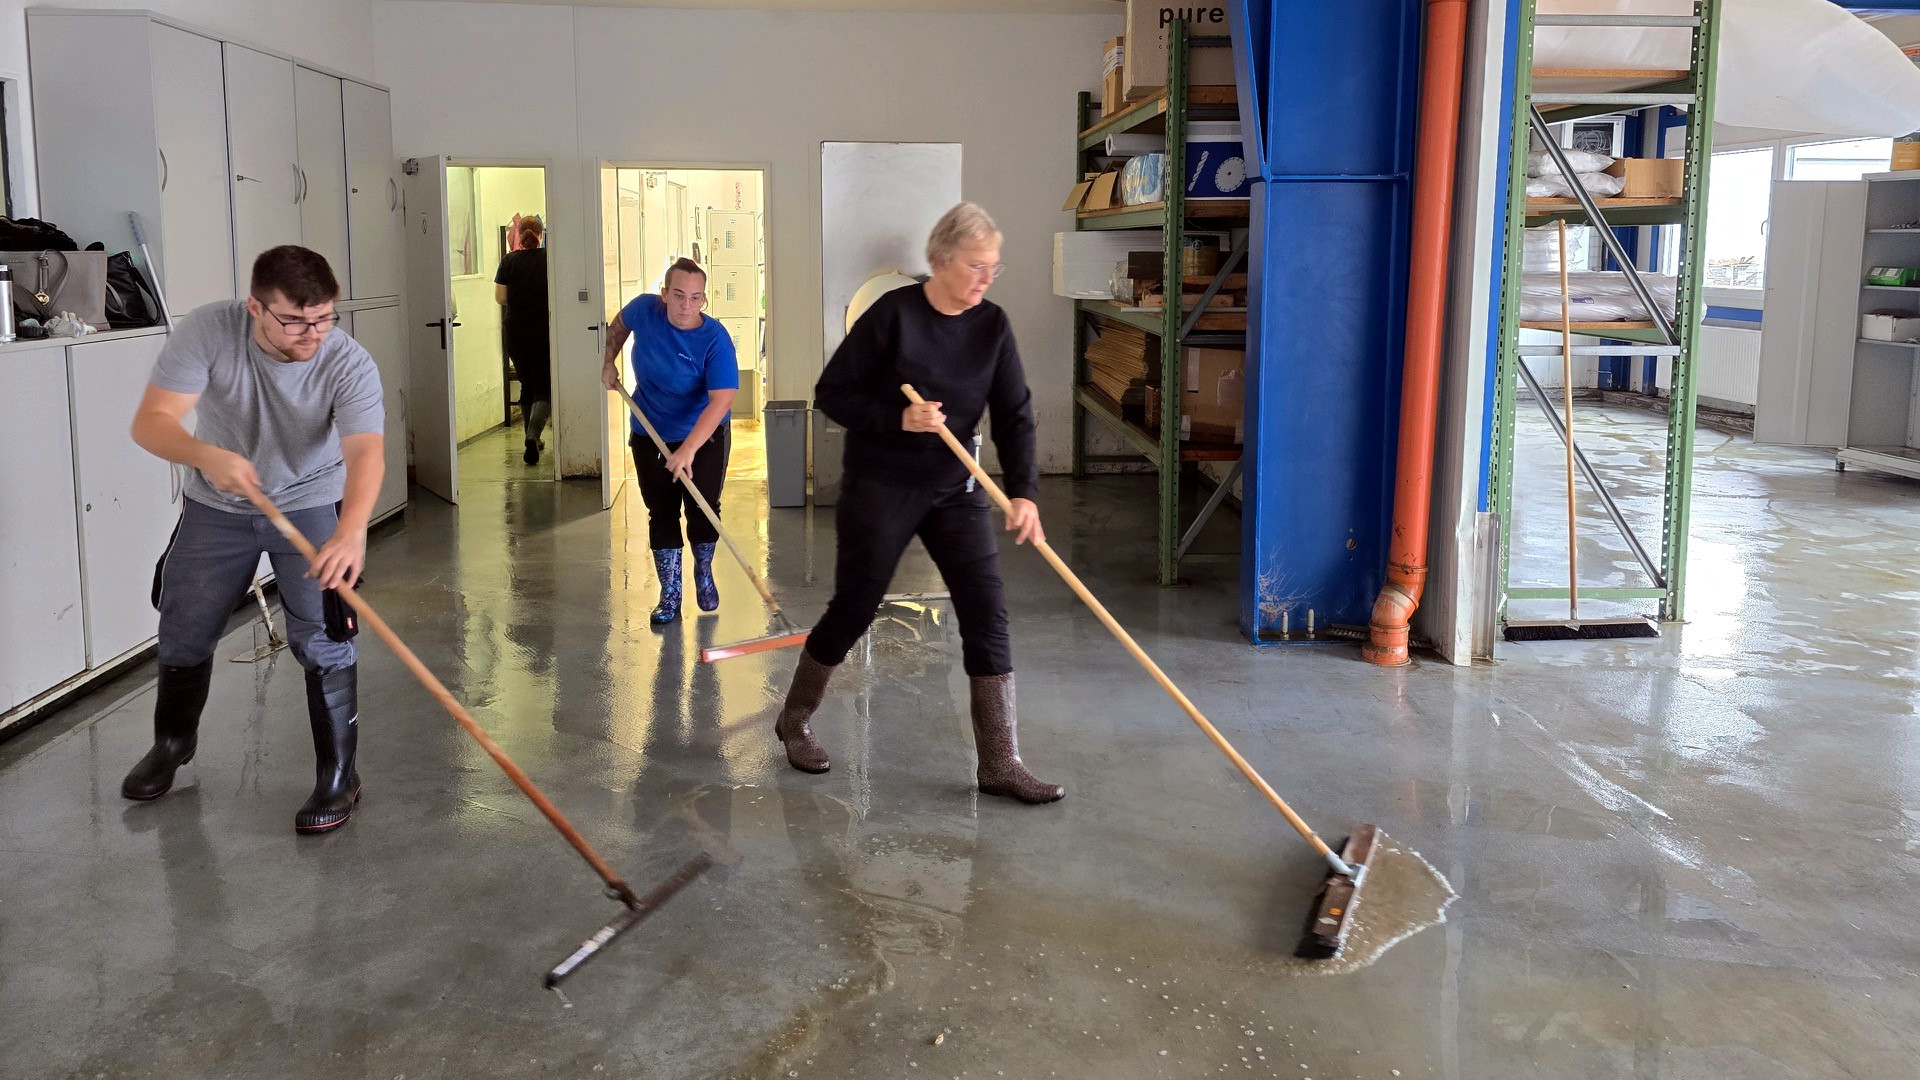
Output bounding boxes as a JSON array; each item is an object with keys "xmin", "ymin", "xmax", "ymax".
[
  {"xmin": 1526, "ymin": 172, "xmax": 1625, "ymax": 199},
  {"xmin": 1519, "ymin": 270, "xmax": 1678, "ymax": 324},
  {"xmin": 1526, "ymin": 148, "xmax": 1614, "ymax": 177}
]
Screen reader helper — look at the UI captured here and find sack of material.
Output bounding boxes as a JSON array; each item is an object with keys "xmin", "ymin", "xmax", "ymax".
[
  {"xmin": 1525, "ymin": 172, "xmax": 1626, "ymax": 199},
  {"xmin": 2, "ymin": 250, "xmax": 109, "ymax": 328},
  {"xmin": 1526, "ymin": 147, "xmax": 1615, "ymax": 178},
  {"xmin": 1519, "ymin": 270, "xmax": 1678, "ymax": 324}
]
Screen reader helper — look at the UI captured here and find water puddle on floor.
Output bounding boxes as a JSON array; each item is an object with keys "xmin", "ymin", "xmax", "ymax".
[
  {"xmin": 1269, "ymin": 832, "xmax": 1458, "ymax": 978},
  {"xmin": 1405, "ymin": 779, "xmax": 1616, "ymax": 840}
]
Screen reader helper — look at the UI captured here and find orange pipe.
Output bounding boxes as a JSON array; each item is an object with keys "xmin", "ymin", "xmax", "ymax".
[{"xmin": 1363, "ymin": 0, "xmax": 1471, "ymax": 667}]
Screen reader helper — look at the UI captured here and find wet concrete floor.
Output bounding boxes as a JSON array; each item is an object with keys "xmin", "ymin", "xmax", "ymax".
[{"xmin": 6, "ymin": 406, "xmax": 1920, "ymax": 1078}]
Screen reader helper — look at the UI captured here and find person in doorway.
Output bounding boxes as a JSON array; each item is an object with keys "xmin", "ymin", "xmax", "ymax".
[
  {"xmin": 122, "ymin": 245, "xmax": 385, "ymax": 834},
  {"xmin": 773, "ymin": 202, "xmax": 1062, "ymax": 805},
  {"xmin": 600, "ymin": 257, "xmax": 739, "ymax": 624},
  {"xmin": 495, "ymin": 215, "xmax": 550, "ymax": 465}
]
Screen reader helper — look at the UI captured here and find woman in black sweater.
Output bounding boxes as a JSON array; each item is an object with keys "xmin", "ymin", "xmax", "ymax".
[{"xmin": 773, "ymin": 203, "xmax": 1063, "ymax": 804}]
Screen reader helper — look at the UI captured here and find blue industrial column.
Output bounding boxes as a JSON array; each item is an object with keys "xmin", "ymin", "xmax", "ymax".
[{"xmin": 1229, "ymin": 0, "xmax": 1423, "ymax": 643}]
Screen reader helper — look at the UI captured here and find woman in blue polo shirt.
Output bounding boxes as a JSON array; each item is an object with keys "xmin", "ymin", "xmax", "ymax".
[{"xmin": 600, "ymin": 258, "xmax": 739, "ymax": 624}]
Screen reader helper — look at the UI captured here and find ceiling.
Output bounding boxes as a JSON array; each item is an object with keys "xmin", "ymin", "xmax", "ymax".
[{"xmin": 427, "ymin": 0, "xmax": 1120, "ymax": 12}]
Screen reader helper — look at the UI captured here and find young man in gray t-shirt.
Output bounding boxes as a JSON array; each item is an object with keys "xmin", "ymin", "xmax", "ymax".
[{"xmin": 121, "ymin": 245, "xmax": 385, "ymax": 835}]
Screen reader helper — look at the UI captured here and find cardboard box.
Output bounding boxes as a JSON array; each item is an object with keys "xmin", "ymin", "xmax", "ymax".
[
  {"xmin": 1124, "ymin": 0, "xmax": 1238, "ymax": 101},
  {"xmin": 1182, "ymin": 347, "xmax": 1245, "ymax": 444},
  {"xmin": 1185, "ymin": 122, "xmax": 1250, "ymax": 198},
  {"xmin": 1604, "ymin": 158, "xmax": 1684, "ymax": 199},
  {"xmin": 1101, "ymin": 36, "xmax": 1126, "ymax": 116},
  {"xmin": 1862, "ymin": 312, "xmax": 1920, "ymax": 341},
  {"xmin": 1073, "ymin": 170, "xmax": 1122, "ymax": 213}
]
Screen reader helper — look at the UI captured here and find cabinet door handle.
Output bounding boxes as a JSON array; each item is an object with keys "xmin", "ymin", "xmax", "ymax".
[
  {"xmin": 388, "ymin": 177, "xmax": 399, "ymax": 211},
  {"xmin": 158, "ymin": 147, "xmax": 168, "ymax": 191},
  {"xmin": 236, "ymin": 173, "xmax": 261, "ymax": 184},
  {"xmin": 296, "ymin": 165, "xmax": 309, "ymax": 205}
]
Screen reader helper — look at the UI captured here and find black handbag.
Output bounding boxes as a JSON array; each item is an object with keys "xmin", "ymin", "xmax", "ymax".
[
  {"xmin": 0, "ymin": 217, "xmax": 78, "ymax": 251},
  {"xmin": 97, "ymin": 247, "xmax": 162, "ymax": 329}
]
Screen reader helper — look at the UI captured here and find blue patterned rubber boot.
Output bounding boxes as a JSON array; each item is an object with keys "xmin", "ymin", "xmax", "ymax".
[
  {"xmin": 692, "ymin": 542, "xmax": 720, "ymax": 612},
  {"xmin": 651, "ymin": 548, "xmax": 682, "ymax": 624}
]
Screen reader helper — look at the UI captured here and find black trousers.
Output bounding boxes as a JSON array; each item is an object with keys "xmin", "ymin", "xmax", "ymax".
[
  {"xmin": 631, "ymin": 427, "xmax": 729, "ymax": 549},
  {"xmin": 805, "ymin": 473, "xmax": 1011, "ymax": 678}
]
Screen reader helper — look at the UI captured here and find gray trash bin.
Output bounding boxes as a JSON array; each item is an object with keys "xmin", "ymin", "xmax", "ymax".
[
  {"xmin": 811, "ymin": 415, "xmax": 846, "ymax": 506},
  {"xmin": 764, "ymin": 400, "xmax": 809, "ymax": 508}
]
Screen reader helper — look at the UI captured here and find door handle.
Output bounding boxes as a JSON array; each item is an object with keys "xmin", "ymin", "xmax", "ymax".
[
  {"xmin": 295, "ymin": 164, "xmax": 308, "ymax": 204},
  {"xmin": 426, "ymin": 317, "xmax": 449, "ymax": 350},
  {"xmin": 158, "ymin": 147, "xmax": 168, "ymax": 191},
  {"xmin": 235, "ymin": 173, "xmax": 262, "ymax": 184},
  {"xmin": 388, "ymin": 178, "xmax": 399, "ymax": 211}
]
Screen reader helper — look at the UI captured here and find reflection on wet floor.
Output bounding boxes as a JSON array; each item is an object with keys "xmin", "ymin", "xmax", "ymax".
[{"xmin": 8, "ymin": 412, "xmax": 1920, "ymax": 1078}]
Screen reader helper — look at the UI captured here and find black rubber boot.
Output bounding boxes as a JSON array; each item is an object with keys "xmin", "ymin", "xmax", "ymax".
[
  {"xmin": 121, "ymin": 661, "xmax": 213, "ymax": 801},
  {"xmin": 774, "ymin": 652, "xmax": 835, "ymax": 774},
  {"xmin": 971, "ymin": 673, "xmax": 1065, "ymax": 804},
  {"xmin": 296, "ymin": 666, "xmax": 361, "ymax": 834}
]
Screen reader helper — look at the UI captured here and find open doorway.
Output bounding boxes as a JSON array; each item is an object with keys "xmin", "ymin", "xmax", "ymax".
[
  {"xmin": 402, "ymin": 158, "xmax": 554, "ymax": 504},
  {"xmin": 596, "ymin": 165, "xmax": 769, "ymax": 510}
]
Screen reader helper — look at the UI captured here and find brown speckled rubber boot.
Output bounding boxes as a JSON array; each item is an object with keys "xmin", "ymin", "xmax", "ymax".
[
  {"xmin": 970, "ymin": 673, "xmax": 1065, "ymax": 804},
  {"xmin": 774, "ymin": 652, "xmax": 834, "ymax": 774}
]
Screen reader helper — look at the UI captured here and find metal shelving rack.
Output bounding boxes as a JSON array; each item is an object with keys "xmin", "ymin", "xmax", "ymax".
[
  {"xmin": 1490, "ymin": 0, "xmax": 1722, "ymax": 624},
  {"xmin": 1069, "ymin": 19, "xmax": 1248, "ymax": 586}
]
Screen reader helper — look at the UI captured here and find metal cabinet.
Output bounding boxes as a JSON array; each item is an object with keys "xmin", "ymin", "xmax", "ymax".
[
  {"xmin": 347, "ymin": 304, "xmax": 411, "ymax": 521},
  {"xmin": 68, "ymin": 334, "xmax": 178, "ymax": 665},
  {"xmin": 295, "ymin": 67, "xmax": 352, "ymax": 288},
  {"xmin": 344, "ymin": 82, "xmax": 403, "ymax": 300},
  {"xmin": 0, "ymin": 343, "xmax": 88, "ymax": 714},
  {"xmin": 224, "ymin": 44, "xmax": 304, "ymax": 294}
]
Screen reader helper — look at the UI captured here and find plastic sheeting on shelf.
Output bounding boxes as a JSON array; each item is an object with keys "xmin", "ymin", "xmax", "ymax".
[
  {"xmin": 1519, "ymin": 270, "xmax": 1679, "ymax": 324},
  {"xmin": 1536, "ymin": 0, "xmax": 1920, "ymax": 138}
]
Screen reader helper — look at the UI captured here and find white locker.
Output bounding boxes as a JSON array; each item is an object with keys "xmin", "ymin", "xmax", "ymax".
[
  {"xmin": 348, "ymin": 305, "xmax": 411, "ymax": 521},
  {"xmin": 706, "ymin": 211, "xmax": 758, "ymax": 266},
  {"xmin": 223, "ymin": 44, "xmax": 303, "ymax": 294},
  {"xmin": 151, "ymin": 25, "xmax": 235, "ymax": 316},
  {"xmin": 295, "ymin": 66, "xmax": 351, "ymax": 288},
  {"xmin": 0, "ymin": 344, "xmax": 88, "ymax": 713},
  {"xmin": 344, "ymin": 82, "xmax": 402, "ymax": 299},
  {"xmin": 707, "ymin": 265, "xmax": 757, "ymax": 318},
  {"xmin": 68, "ymin": 335, "xmax": 178, "ymax": 665}
]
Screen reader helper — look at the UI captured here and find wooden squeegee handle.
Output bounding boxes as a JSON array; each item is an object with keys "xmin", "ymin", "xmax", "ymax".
[
  {"xmin": 615, "ymin": 385, "xmax": 785, "ymax": 624},
  {"xmin": 243, "ymin": 489, "xmax": 640, "ymax": 907},
  {"xmin": 899, "ymin": 385, "xmax": 1351, "ymax": 876}
]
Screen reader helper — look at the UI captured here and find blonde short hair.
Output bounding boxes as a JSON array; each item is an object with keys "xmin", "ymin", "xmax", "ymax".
[{"xmin": 926, "ymin": 202, "xmax": 1002, "ymax": 266}]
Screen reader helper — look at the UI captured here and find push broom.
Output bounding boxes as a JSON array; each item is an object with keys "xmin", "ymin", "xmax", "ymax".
[
  {"xmin": 1504, "ymin": 221, "xmax": 1658, "ymax": 642},
  {"xmin": 613, "ymin": 385, "xmax": 812, "ymax": 663},
  {"xmin": 900, "ymin": 385, "xmax": 1375, "ymax": 959},
  {"xmin": 242, "ymin": 489, "xmax": 711, "ymax": 988}
]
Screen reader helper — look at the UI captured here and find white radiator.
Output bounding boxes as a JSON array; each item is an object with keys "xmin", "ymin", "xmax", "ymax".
[{"xmin": 1654, "ymin": 324, "xmax": 1761, "ymax": 407}]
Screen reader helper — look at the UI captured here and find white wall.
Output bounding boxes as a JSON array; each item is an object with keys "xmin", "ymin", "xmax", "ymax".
[
  {"xmin": 0, "ymin": 0, "xmax": 377, "ymax": 217},
  {"xmin": 375, "ymin": 1, "xmax": 1119, "ymax": 478}
]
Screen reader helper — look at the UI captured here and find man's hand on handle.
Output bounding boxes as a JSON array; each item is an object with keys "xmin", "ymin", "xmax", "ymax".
[
  {"xmin": 198, "ymin": 447, "xmax": 262, "ymax": 500},
  {"xmin": 308, "ymin": 526, "xmax": 367, "ymax": 591}
]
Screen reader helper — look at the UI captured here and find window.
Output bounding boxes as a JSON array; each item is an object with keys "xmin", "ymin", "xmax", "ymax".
[
  {"xmin": 446, "ymin": 165, "xmax": 479, "ymax": 276},
  {"xmin": 1704, "ymin": 147, "xmax": 1773, "ymax": 290},
  {"xmin": 1786, "ymin": 137, "xmax": 1891, "ymax": 181}
]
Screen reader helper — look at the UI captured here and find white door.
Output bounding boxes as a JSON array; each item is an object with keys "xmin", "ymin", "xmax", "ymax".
[
  {"xmin": 348, "ymin": 305, "xmax": 410, "ymax": 520},
  {"xmin": 597, "ymin": 163, "xmax": 633, "ymax": 510},
  {"xmin": 150, "ymin": 24, "xmax": 234, "ymax": 316},
  {"xmin": 295, "ymin": 66, "xmax": 351, "ymax": 286},
  {"xmin": 69, "ymin": 335, "xmax": 177, "ymax": 665},
  {"xmin": 1754, "ymin": 179, "xmax": 1867, "ymax": 446},
  {"xmin": 344, "ymin": 82, "xmax": 402, "ymax": 300},
  {"xmin": 1, "ymin": 345, "xmax": 87, "ymax": 712},
  {"xmin": 403, "ymin": 155, "xmax": 459, "ymax": 505},
  {"xmin": 223, "ymin": 44, "xmax": 302, "ymax": 294}
]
